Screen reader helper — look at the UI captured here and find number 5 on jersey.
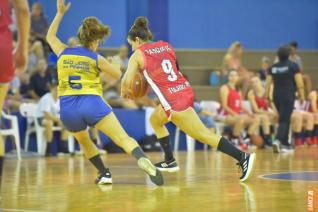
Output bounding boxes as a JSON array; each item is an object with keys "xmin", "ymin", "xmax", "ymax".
[{"xmin": 68, "ymin": 76, "xmax": 82, "ymax": 90}]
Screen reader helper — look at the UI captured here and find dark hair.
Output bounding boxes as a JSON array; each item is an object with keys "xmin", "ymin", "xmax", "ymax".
[
  {"xmin": 77, "ymin": 17, "xmax": 111, "ymax": 48},
  {"xmin": 277, "ymin": 45, "xmax": 291, "ymax": 61},
  {"xmin": 128, "ymin": 16, "xmax": 153, "ymax": 41},
  {"xmin": 289, "ymin": 41, "xmax": 298, "ymax": 48}
]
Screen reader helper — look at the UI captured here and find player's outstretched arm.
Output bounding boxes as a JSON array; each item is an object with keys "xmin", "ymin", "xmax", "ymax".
[
  {"xmin": 12, "ymin": 0, "xmax": 30, "ymax": 74},
  {"xmin": 98, "ymin": 55, "xmax": 122, "ymax": 80},
  {"xmin": 46, "ymin": 0, "xmax": 71, "ymax": 55}
]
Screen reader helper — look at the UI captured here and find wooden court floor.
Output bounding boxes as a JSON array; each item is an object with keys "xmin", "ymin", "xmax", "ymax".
[{"xmin": 1, "ymin": 148, "xmax": 318, "ymax": 212}]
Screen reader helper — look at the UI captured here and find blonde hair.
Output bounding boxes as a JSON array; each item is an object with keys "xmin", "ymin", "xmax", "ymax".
[{"xmin": 227, "ymin": 41, "xmax": 242, "ymax": 54}]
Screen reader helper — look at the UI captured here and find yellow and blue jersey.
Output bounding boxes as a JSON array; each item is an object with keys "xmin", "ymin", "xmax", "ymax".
[
  {"xmin": 57, "ymin": 46, "xmax": 112, "ymax": 132},
  {"xmin": 57, "ymin": 46, "xmax": 103, "ymax": 97}
]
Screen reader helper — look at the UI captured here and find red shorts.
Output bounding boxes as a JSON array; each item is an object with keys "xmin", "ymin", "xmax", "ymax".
[
  {"xmin": 0, "ymin": 27, "xmax": 14, "ymax": 83},
  {"xmin": 161, "ymin": 87, "xmax": 195, "ymax": 118}
]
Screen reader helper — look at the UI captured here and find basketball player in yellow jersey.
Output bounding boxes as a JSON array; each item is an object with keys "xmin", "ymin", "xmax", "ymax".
[
  {"xmin": 121, "ymin": 17, "xmax": 256, "ymax": 182},
  {"xmin": 46, "ymin": 0, "xmax": 163, "ymax": 186}
]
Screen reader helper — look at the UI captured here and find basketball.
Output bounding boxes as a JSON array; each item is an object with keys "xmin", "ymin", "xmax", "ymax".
[
  {"xmin": 250, "ymin": 135, "xmax": 264, "ymax": 148},
  {"xmin": 129, "ymin": 72, "xmax": 148, "ymax": 99}
]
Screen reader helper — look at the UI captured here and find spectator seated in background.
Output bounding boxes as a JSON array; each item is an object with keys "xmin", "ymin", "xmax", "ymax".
[
  {"xmin": 248, "ymin": 76, "xmax": 278, "ymax": 147},
  {"xmin": 308, "ymin": 88, "xmax": 318, "ymax": 144},
  {"xmin": 29, "ymin": 59, "xmax": 52, "ymax": 101},
  {"xmin": 219, "ymin": 70, "xmax": 260, "ymax": 150},
  {"xmin": 291, "ymin": 98, "xmax": 315, "ymax": 147},
  {"xmin": 194, "ymin": 102, "xmax": 216, "ymax": 134},
  {"xmin": 258, "ymin": 57, "xmax": 271, "ymax": 85},
  {"xmin": 112, "ymin": 44, "xmax": 129, "ymax": 72},
  {"xmin": 30, "ymin": 2, "xmax": 51, "ymax": 57},
  {"xmin": 222, "ymin": 42, "xmax": 251, "ymax": 98},
  {"xmin": 31, "ymin": 2, "xmax": 48, "ymax": 41},
  {"xmin": 5, "ymin": 74, "xmax": 33, "ymax": 112},
  {"xmin": 35, "ymin": 82, "xmax": 69, "ymax": 156},
  {"xmin": 289, "ymin": 41, "xmax": 312, "ymax": 96},
  {"xmin": 102, "ymin": 75, "xmax": 139, "ymax": 109},
  {"xmin": 27, "ymin": 37, "xmax": 45, "ymax": 73},
  {"xmin": 19, "ymin": 72, "xmax": 32, "ymax": 99}
]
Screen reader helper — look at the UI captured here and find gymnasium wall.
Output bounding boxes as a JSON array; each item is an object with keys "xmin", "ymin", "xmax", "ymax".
[
  {"xmin": 168, "ymin": 0, "xmax": 318, "ymax": 49},
  {"xmin": 28, "ymin": 0, "xmax": 318, "ymax": 49}
]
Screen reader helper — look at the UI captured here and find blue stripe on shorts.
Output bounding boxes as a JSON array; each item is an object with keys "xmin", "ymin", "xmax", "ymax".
[{"xmin": 60, "ymin": 95, "xmax": 112, "ymax": 132}]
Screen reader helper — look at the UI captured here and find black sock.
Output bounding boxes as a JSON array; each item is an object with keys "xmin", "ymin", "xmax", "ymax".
[
  {"xmin": 131, "ymin": 147, "xmax": 146, "ymax": 160},
  {"xmin": 92, "ymin": 139, "xmax": 98, "ymax": 145},
  {"xmin": 263, "ymin": 134, "xmax": 271, "ymax": 144},
  {"xmin": 61, "ymin": 140, "xmax": 69, "ymax": 153},
  {"xmin": 217, "ymin": 137, "xmax": 244, "ymax": 162},
  {"xmin": 89, "ymin": 154, "xmax": 108, "ymax": 175},
  {"xmin": 0, "ymin": 156, "xmax": 3, "ymax": 190},
  {"xmin": 305, "ymin": 130, "xmax": 313, "ymax": 138},
  {"xmin": 314, "ymin": 125, "xmax": 318, "ymax": 137},
  {"xmin": 158, "ymin": 136, "xmax": 174, "ymax": 161},
  {"xmin": 46, "ymin": 143, "xmax": 52, "ymax": 154}
]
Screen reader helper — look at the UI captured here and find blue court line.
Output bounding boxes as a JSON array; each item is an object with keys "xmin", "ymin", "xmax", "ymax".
[{"xmin": 259, "ymin": 171, "xmax": 318, "ymax": 182}]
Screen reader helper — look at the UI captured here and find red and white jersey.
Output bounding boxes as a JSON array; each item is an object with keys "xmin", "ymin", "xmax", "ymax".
[
  {"xmin": 139, "ymin": 41, "xmax": 194, "ymax": 115},
  {"xmin": 0, "ymin": 0, "xmax": 11, "ymax": 29},
  {"xmin": 219, "ymin": 85, "xmax": 241, "ymax": 116},
  {"xmin": 255, "ymin": 94, "xmax": 269, "ymax": 111},
  {"xmin": 294, "ymin": 100, "xmax": 310, "ymax": 112}
]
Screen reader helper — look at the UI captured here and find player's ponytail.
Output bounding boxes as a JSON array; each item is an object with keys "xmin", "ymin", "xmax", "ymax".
[
  {"xmin": 128, "ymin": 16, "xmax": 153, "ymax": 41},
  {"xmin": 77, "ymin": 17, "xmax": 111, "ymax": 49}
]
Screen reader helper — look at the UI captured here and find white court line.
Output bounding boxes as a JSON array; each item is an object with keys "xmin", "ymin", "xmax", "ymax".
[
  {"xmin": 3, "ymin": 209, "xmax": 49, "ymax": 212},
  {"xmin": 258, "ymin": 171, "xmax": 318, "ymax": 182}
]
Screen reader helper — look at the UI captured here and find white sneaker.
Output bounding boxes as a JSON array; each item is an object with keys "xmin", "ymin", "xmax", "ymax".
[
  {"xmin": 138, "ymin": 158, "xmax": 164, "ymax": 186},
  {"xmin": 272, "ymin": 140, "xmax": 281, "ymax": 153},
  {"xmin": 238, "ymin": 153, "xmax": 256, "ymax": 182},
  {"xmin": 95, "ymin": 169, "xmax": 112, "ymax": 185},
  {"xmin": 280, "ymin": 145, "xmax": 294, "ymax": 153}
]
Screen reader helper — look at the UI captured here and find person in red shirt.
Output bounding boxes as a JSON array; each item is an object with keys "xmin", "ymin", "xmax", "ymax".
[
  {"xmin": 248, "ymin": 76, "xmax": 278, "ymax": 147},
  {"xmin": 121, "ymin": 17, "xmax": 256, "ymax": 182},
  {"xmin": 0, "ymin": 0, "xmax": 30, "ymax": 189},
  {"xmin": 219, "ymin": 70, "xmax": 260, "ymax": 149}
]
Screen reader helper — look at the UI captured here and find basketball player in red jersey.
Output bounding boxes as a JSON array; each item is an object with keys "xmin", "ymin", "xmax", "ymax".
[
  {"xmin": 0, "ymin": 0, "xmax": 30, "ymax": 190},
  {"xmin": 219, "ymin": 71, "xmax": 260, "ymax": 150},
  {"xmin": 308, "ymin": 88, "xmax": 318, "ymax": 144},
  {"xmin": 248, "ymin": 76, "xmax": 278, "ymax": 147},
  {"xmin": 121, "ymin": 17, "xmax": 256, "ymax": 182}
]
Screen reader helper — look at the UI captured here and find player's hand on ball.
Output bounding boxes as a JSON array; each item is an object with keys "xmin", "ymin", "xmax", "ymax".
[
  {"xmin": 121, "ymin": 88, "xmax": 132, "ymax": 99},
  {"xmin": 57, "ymin": 0, "xmax": 71, "ymax": 15}
]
